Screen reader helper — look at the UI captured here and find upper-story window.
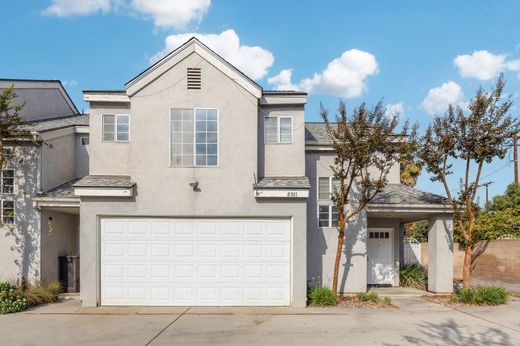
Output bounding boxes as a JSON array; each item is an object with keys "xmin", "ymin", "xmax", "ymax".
[
  {"xmin": 318, "ymin": 176, "xmax": 339, "ymax": 200},
  {"xmin": 318, "ymin": 176, "xmax": 339, "ymax": 228},
  {"xmin": 171, "ymin": 108, "xmax": 218, "ymax": 167},
  {"xmin": 102, "ymin": 114, "xmax": 130, "ymax": 142},
  {"xmin": 0, "ymin": 170, "xmax": 14, "ymax": 194},
  {"xmin": 264, "ymin": 116, "xmax": 293, "ymax": 144}
]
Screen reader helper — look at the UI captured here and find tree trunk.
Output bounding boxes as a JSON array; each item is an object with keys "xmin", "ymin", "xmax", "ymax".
[
  {"xmin": 463, "ymin": 244, "xmax": 472, "ymax": 288},
  {"xmin": 332, "ymin": 232, "xmax": 344, "ymax": 293}
]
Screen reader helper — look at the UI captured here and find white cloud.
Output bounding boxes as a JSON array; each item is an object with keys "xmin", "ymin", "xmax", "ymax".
[
  {"xmin": 267, "ymin": 49, "xmax": 378, "ymax": 98},
  {"xmin": 152, "ymin": 29, "xmax": 274, "ymax": 80},
  {"xmin": 267, "ymin": 69, "xmax": 299, "ymax": 91},
  {"xmin": 43, "ymin": 0, "xmax": 111, "ymax": 17},
  {"xmin": 43, "ymin": 0, "xmax": 210, "ymax": 29},
  {"xmin": 130, "ymin": 0, "xmax": 210, "ymax": 29},
  {"xmin": 454, "ymin": 50, "xmax": 520, "ymax": 80},
  {"xmin": 421, "ymin": 81, "xmax": 465, "ymax": 115},
  {"xmin": 62, "ymin": 80, "xmax": 78, "ymax": 87},
  {"xmin": 300, "ymin": 49, "xmax": 379, "ymax": 98},
  {"xmin": 385, "ymin": 102, "xmax": 404, "ymax": 118}
]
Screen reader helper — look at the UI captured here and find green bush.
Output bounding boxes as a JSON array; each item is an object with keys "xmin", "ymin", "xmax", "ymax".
[
  {"xmin": 400, "ymin": 264, "xmax": 427, "ymax": 289},
  {"xmin": 308, "ymin": 286, "xmax": 337, "ymax": 306},
  {"xmin": 0, "ymin": 282, "xmax": 28, "ymax": 314},
  {"xmin": 382, "ymin": 296, "xmax": 392, "ymax": 305},
  {"xmin": 356, "ymin": 292, "xmax": 380, "ymax": 303},
  {"xmin": 455, "ymin": 286, "xmax": 509, "ymax": 305}
]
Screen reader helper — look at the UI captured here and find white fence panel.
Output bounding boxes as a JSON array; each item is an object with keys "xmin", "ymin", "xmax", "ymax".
[{"xmin": 404, "ymin": 237, "xmax": 422, "ymax": 265}]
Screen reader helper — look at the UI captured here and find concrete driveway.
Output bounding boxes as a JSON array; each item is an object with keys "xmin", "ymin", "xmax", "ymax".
[{"xmin": 1, "ymin": 297, "xmax": 520, "ymax": 345}]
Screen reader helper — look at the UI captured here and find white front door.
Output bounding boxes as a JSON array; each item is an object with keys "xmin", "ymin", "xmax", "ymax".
[
  {"xmin": 100, "ymin": 218, "xmax": 291, "ymax": 306},
  {"xmin": 367, "ymin": 228, "xmax": 394, "ymax": 285}
]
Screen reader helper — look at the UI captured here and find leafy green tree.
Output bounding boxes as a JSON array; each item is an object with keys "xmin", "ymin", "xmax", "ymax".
[
  {"xmin": 418, "ymin": 74, "xmax": 518, "ymax": 288},
  {"xmin": 472, "ymin": 183, "xmax": 520, "ymax": 240},
  {"xmin": 0, "ymin": 86, "xmax": 32, "ymax": 169},
  {"xmin": 321, "ymin": 100, "xmax": 417, "ymax": 293},
  {"xmin": 408, "ymin": 219, "xmax": 429, "ymax": 242}
]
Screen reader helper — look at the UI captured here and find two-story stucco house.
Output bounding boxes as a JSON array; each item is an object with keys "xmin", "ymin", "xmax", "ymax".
[
  {"xmin": 0, "ymin": 79, "xmax": 88, "ymax": 284},
  {"xmin": 0, "ymin": 38, "xmax": 454, "ymax": 307}
]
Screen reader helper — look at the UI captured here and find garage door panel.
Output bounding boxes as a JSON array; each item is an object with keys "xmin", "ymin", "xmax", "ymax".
[{"xmin": 101, "ymin": 218, "xmax": 291, "ymax": 306}]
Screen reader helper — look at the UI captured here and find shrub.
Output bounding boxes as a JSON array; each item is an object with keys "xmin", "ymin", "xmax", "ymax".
[
  {"xmin": 455, "ymin": 286, "xmax": 509, "ymax": 305},
  {"xmin": 382, "ymin": 296, "xmax": 392, "ymax": 305},
  {"xmin": 400, "ymin": 264, "xmax": 427, "ymax": 289},
  {"xmin": 308, "ymin": 286, "xmax": 337, "ymax": 306},
  {"xmin": 0, "ymin": 282, "xmax": 28, "ymax": 314},
  {"xmin": 21, "ymin": 281, "xmax": 62, "ymax": 306},
  {"xmin": 356, "ymin": 292, "xmax": 380, "ymax": 303}
]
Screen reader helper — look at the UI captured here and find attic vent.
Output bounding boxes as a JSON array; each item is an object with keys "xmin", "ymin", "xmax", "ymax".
[{"xmin": 187, "ymin": 67, "xmax": 202, "ymax": 90}]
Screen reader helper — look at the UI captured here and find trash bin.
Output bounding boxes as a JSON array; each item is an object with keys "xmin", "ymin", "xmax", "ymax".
[{"xmin": 59, "ymin": 256, "xmax": 80, "ymax": 293}]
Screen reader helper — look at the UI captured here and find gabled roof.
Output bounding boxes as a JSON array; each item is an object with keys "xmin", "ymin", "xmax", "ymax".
[
  {"xmin": 23, "ymin": 114, "xmax": 89, "ymax": 133},
  {"xmin": 305, "ymin": 122, "xmax": 330, "ymax": 144},
  {"xmin": 0, "ymin": 79, "xmax": 79, "ymax": 120},
  {"xmin": 369, "ymin": 184, "xmax": 449, "ymax": 206},
  {"xmin": 125, "ymin": 37, "xmax": 263, "ymax": 98}
]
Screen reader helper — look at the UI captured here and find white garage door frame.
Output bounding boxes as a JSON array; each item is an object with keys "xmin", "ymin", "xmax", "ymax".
[{"xmin": 98, "ymin": 217, "xmax": 293, "ymax": 306}]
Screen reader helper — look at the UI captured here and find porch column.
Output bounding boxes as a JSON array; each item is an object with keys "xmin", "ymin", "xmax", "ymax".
[{"xmin": 427, "ymin": 215, "xmax": 453, "ymax": 293}]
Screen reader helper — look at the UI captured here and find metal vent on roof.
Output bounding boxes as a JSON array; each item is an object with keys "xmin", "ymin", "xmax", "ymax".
[{"xmin": 187, "ymin": 68, "xmax": 201, "ymax": 90}]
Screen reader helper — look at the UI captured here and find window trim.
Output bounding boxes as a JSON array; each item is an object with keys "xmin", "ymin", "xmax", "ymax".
[
  {"xmin": 264, "ymin": 116, "xmax": 293, "ymax": 144},
  {"xmin": 101, "ymin": 114, "xmax": 130, "ymax": 143},
  {"xmin": 0, "ymin": 169, "xmax": 15, "ymax": 194},
  {"xmin": 169, "ymin": 107, "xmax": 219, "ymax": 168},
  {"xmin": 1, "ymin": 199, "xmax": 15, "ymax": 225},
  {"xmin": 317, "ymin": 176, "xmax": 339, "ymax": 201}
]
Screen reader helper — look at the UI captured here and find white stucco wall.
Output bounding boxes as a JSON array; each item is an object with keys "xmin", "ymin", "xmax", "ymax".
[
  {"xmin": 258, "ymin": 106, "xmax": 306, "ymax": 177},
  {"xmin": 41, "ymin": 133, "xmax": 76, "ymax": 191},
  {"xmin": 80, "ymin": 51, "xmax": 308, "ymax": 307},
  {"xmin": 0, "ymin": 145, "xmax": 41, "ymax": 283},
  {"xmin": 88, "ymin": 103, "xmax": 131, "ymax": 175}
]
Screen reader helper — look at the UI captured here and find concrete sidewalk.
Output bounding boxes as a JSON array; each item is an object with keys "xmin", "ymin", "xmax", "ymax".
[{"xmin": 1, "ymin": 297, "xmax": 520, "ymax": 345}]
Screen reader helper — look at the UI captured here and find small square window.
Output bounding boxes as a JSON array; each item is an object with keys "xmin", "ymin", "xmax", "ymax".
[
  {"xmin": 1, "ymin": 200, "xmax": 15, "ymax": 224},
  {"xmin": 103, "ymin": 114, "xmax": 129, "ymax": 142},
  {"xmin": 81, "ymin": 137, "xmax": 89, "ymax": 145},
  {"xmin": 264, "ymin": 116, "xmax": 293, "ymax": 144}
]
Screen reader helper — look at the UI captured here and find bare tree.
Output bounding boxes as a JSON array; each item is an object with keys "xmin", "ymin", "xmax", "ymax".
[
  {"xmin": 321, "ymin": 100, "xmax": 417, "ymax": 293},
  {"xmin": 418, "ymin": 74, "xmax": 518, "ymax": 288}
]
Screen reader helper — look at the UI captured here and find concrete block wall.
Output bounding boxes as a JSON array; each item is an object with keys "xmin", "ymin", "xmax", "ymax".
[{"xmin": 422, "ymin": 239, "xmax": 520, "ymax": 293}]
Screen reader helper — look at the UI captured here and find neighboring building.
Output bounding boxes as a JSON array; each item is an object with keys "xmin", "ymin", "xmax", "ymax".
[
  {"xmin": 0, "ymin": 39, "xmax": 453, "ymax": 307},
  {"xmin": 0, "ymin": 79, "xmax": 88, "ymax": 284}
]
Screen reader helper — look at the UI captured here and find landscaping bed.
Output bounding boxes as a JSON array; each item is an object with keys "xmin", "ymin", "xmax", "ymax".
[
  {"xmin": 307, "ymin": 286, "xmax": 396, "ymax": 308},
  {"xmin": 422, "ymin": 286, "xmax": 509, "ymax": 307},
  {"xmin": 0, "ymin": 281, "xmax": 62, "ymax": 314}
]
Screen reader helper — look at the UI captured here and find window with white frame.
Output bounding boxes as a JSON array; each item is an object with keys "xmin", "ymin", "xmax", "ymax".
[
  {"xmin": 1, "ymin": 200, "xmax": 14, "ymax": 224},
  {"xmin": 318, "ymin": 205, "xmax": 338, "ymax": 227},
  {"xmin": 103, "ymin": 114, "xmax": 129, "ymax": 142},
  {"xmin": 171, "ymin": 108, "xmax": 218, "ymax": 167},
  {"xmin": 264, "ymin": 116, "xmax": 293, "ymax": 143},
  {"xmin": 0, "ymin": 170, "xmax": 14, "ymax": 194},
  {"xmin": 318, "ymin": 176, "xmax": 339, "ymax": 200}
]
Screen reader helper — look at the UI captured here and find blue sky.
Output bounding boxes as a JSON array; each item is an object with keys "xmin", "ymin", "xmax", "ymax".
[{"xmin": 1, "ymin": 0, "xmax": 520, "ymax": 202}]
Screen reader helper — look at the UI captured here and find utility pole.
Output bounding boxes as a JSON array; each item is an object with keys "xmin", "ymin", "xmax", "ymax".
[
  {"xmin": 514, "ymin": 132, "xmax": 518, "ymax": 184},
  {"xmin": 480, "ymin": 181, "xmax": 494, "ymax": 206}
]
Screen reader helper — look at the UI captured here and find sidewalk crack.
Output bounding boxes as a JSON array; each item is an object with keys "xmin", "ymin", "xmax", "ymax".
[{"xmin": 145, "ymin": 307, "xmax": 191, "ymax": 346}]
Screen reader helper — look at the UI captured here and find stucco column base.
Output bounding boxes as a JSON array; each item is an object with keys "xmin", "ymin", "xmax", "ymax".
[{"xmin": 427, "ymin": 215, "xmax": 454, "ymax": 293}]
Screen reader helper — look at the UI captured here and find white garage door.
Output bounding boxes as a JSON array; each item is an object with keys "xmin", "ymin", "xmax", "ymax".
[{"xmin": 100, "ymin": 218, "xmax": 291, "ymax": 306}]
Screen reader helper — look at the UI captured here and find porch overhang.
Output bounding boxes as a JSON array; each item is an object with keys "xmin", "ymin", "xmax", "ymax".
[
  {"xmin": 73, "ymin": 175, "xmax": 136, "ymax": 198},
  {"xmin": 34, "ymin": 197, "xmax": 79, "ymax": 208},
  {"xmin": 366, "ymin": 184, "xmax": 452, "ymax": 222}
]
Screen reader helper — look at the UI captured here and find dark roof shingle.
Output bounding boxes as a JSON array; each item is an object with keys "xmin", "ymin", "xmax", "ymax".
[
  {"xmin": 256, "ymin": 176, "xmax": 310, "ymax": 189},
  {"xmin": 74, "ymin": 175, "xmax": 135, "ymax": 188},
  {"xmin": 369, "ymin": 184, "xmax": 449, "ymax": 206}
]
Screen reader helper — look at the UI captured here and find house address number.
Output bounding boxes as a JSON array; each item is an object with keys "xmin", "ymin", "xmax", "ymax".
[{"xmin": 287, "ymin": 191, "xmax": 298, "ymax": 197}]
